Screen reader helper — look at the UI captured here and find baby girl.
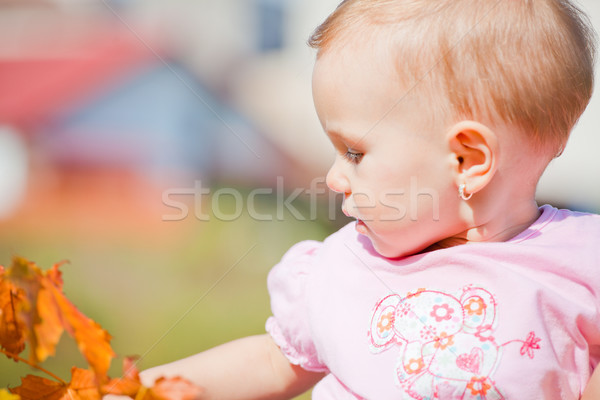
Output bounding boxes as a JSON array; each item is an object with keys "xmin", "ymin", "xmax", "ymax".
[{"xmin": 137, "ymin": 0, "xmax": 600, "ymax": 398}]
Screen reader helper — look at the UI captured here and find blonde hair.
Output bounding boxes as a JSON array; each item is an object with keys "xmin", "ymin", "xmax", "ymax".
[{"xmin": 309, "ymin": 0, "xmax": 597, "ymax": 155}]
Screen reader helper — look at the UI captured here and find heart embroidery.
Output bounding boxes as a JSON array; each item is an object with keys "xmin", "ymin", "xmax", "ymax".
[{"xmin": 456, "ymin": 347, "xmax": 483, "ymax": 374}]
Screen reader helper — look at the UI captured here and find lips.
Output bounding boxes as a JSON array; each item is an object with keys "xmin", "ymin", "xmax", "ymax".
[
  {"xmin": 342, "ymin": 203, "xmax": 368, "ymax": 235},
  {"xmin": 355, "ymin": 219, "xmax": 368, "ymax": 234}
]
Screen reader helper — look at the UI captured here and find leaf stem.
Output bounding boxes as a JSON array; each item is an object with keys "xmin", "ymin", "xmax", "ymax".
[{"xmin": 0, "ymin": 348, "xmax": 67, "ymax": 385}]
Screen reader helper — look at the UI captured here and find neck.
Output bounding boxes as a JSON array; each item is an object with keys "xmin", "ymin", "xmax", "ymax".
[{"xmin": 428, "ymin": 199, "xmax": 541, "ymax": 251}]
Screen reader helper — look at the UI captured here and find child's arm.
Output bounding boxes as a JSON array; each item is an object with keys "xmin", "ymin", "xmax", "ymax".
[
  {"xmin": 140, "ymin": 334, "xmax": 326, "ymax": 399},
  {"xmin": 582, "ymin": 364, "xmax": 600, "ymax": 400}
]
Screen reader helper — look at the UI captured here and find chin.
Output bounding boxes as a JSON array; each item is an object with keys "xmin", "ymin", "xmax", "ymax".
[
  {"xmin": 369, "ymin": 235, "xmax": 429, "ymax": 259},
  {"xmin": 371, "ymin": 241, "xmax": 406, "ymax": 259}
]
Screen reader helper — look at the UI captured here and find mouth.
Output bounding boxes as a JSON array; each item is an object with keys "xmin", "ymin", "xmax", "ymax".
[
  {"xmin": 355, "ymin": 219, "xmax": 368, "ymax": 235},
  {"xmin": 342, "ymin": 205, "xmax": 368, "ymax": 235}
]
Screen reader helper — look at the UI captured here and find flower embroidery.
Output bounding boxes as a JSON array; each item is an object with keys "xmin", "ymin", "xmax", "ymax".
[
  {"xmin": 430, "ymin": 304, "xmax": 454, "ymax": 322},
  {"xmin": 466, "ymin": 376, "xmax": 491, "ymax": 396},
  {"xmin": 377, "ymin": 311, "xmax": 395, "ymax": 335},
  {"xmin": 405, "ymin": 358, "xmax": 425, "ymax": 375},
  {"xmin": 407, "ymin": 288, "xmax": 426, "ymax": 298},
  {"xmin": 474, "ymin": 324, "xmax": 494, "ymax": 342},
  {"xmin": 464, "ymin": 298, "xmax": 486, "ymax": 316},
  {"xmin": 520, "ymin": 331, "xmax": 541, "ymax": 359},
  {"xmin": 433, "ymin": 332, "xmax": 454, "ymax": 350},
  {"xmin": 397, "ymin": 302, "xmax": 412, "ymax": 317},
  {"xmin": 420, "ymin": 325, "xmax": 437, "ymax": 340}
]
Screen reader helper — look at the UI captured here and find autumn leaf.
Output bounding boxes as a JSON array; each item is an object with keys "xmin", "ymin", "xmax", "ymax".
[
  {"xmin": 137, "ymin": 378, "xmax": 204, "ymax": 400},
  {"xmin": 3, "ymin": 257, "xmax": 115, "ymax": 380},
  {"xmin": 0, "ymin": 389, "xmax": 20, "ymax": 400},
  {"xmin": 4, "ymin": 257, "xmax": 55, "ymax": 363},
  {"xmin": 9, "ymin": 357, "xmax": 203, "ymax": 400},
  {"xmin": 0, "ymin": 267, "xmax": 26, "ymax": 357},
  {"xmin": 101, "ymin": 357, "xmax": 142, "ymax": 397},
  {"xmin": 2, "ymin": 256, "xmax": 204, "ymax": 400},
  {"xmin": 42, "ymin": 274, "xmax": 114, "ymax": 380},
  {"xmin": 10, "ymin": 367, "xmax": 101, "ymax": 400},
  {"xmin": 33, "ymin": 263, "xmax": 65, "ymax": 362},
  {"xmin": 102, "ymin": 357, "xmax": 204, "ymax": 400},
  {"xmin": 69, "ymin": 367, "xmax": 102, "ymax": 400}
]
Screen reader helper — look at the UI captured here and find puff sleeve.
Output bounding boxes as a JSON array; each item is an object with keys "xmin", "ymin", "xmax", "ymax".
[{"xmin": 265, "ymin": 240, "xmax": 328, "ymax": 373}]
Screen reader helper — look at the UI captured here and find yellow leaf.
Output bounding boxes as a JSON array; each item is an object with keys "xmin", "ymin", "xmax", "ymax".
[{"xmin": 0, "ymin": 389, "xmax": 20, "ymax": 400}]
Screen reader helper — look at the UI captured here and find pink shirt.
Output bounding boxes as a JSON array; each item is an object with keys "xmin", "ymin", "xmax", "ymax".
[{"xmin": 266, "ymin": 205, "xmax": 600, "ymax": 399}]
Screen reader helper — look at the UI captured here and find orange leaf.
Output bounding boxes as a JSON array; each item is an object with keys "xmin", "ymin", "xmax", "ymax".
[
  {"xmin": 0, "ymin": 267, "xmax": 26, "ymax": 357},
  {"xmin": 101, "ymin": 357, "xmax": 142, "ymax": 397},
  {"xmin": 5, "ymin": 257, "xmax": 66, "ymax": 363},
  {"xmin": 122, "ymin": 357, "xmax": 141, "ymax": 381},
  {"xmin": 142, "ymin": 377, "xmax": 204, "ymax": 400},
  {"xmin": 10, "ymin": 367, "xmax": 101, "ymax": 400},
  {"xmin": 43, "ymin": 279, "xmax": 114, "ymax": 380},
  {"xmin": 5, "ymin": 257, "xmax": 115, "ymax": 380},
  {"xmin": 9, "ymin": 374, "xmax": 66, "ymax": 400},
  {"xmin": 4, "ymin": 258, "xmax": 45, "ymax": 363},
  {"xmin": 69, "ymin": 367, "xmax": 102, "ymax": 400},
  {"xmin": 33, "ymin": 286, "xmax": 63, "ymax": 361},
  {"xmin": 101, "ymin": 359, "xmax": 204, "ymax": 400}
]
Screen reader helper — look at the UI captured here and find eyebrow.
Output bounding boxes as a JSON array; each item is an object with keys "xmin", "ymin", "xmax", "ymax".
[{"xmin": 326, "ymin": 128, "xmax": 363, "ymax": 146}]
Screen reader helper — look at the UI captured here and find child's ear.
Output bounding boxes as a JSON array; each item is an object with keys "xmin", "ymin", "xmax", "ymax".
[{"xmin": 446, "ymin": 121, "xmax": 498, "ymax": 196}]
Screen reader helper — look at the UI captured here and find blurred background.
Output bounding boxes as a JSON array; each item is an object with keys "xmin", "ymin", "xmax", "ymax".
[{"xmin": 0, "ymin": 0, "xmax": 598, "ymax": 397}]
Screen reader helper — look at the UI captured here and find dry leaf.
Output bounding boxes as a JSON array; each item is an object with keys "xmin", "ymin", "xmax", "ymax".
[
  {"xmin": 10, "ymin": 374, "xmax": 67, "ymax": 400},
  {"xmin": 102, "ymin": 358, "xmax": 203, "ymax": 400},
  {"xmin": 3, "ymin": 257, "xmax": 115, "ymax": 380},
  {"xmin": 2, "ymin": 257, "xmax": 204, "ymax": 400},
  {"xmin": 101, "ymin": 357, "xmax": 142, "ymax": 397},
  {"xmin": 0, "ymin": 267, "xmax": 26, "ymax": 357},
  {"xmin": 10, "ymin": 367, "xmax": 101, "ymax": 400},
  {"xmin": 43, "ymin": 277, "xmax": 114, "ymax": 380},
  {"xmin": 141, "ymin": 377, "xmax": 204, "ymax": 400},
  {"xmin": 69, "ymin": 367, "xmax": 102, "ymax": 400}
]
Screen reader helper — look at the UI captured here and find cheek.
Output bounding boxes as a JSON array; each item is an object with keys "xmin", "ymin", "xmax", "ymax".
[{"xmin": 375, "ymin": 153, "xmax": 426, "ymax": 188}]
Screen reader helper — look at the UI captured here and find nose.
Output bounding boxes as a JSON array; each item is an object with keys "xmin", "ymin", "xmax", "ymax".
[{"xmin": 326, "ymin": 159, "xmax": 351, "ymax": 194}]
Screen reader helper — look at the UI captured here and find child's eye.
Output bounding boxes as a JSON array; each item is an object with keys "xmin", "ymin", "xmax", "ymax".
[{"xmin": 344, "ymin": 150, "xmax": 364, "ymax": 164}]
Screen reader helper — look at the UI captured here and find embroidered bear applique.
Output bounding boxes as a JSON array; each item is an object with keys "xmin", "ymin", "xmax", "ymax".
[{"xmin": 367, "ymin": 286, "xmax": 541, "ymax": 399}]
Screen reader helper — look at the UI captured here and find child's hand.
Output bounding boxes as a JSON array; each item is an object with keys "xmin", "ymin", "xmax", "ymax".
[
  {"xmin": 102, "ymin": 376, "xmax": 205, "ymax": 400},
  {"xmin": 103, "ymin": 396, "xmax": 131, "ymax": 400},
  {"xmin": 125, "ymin": 335, "xmax": 324, "ymax": 400}
]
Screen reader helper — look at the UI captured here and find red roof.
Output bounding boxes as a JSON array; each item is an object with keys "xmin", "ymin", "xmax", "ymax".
[{"xmin": 0, "ymin": 15, "xmax": 156, "ymax": 130}]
